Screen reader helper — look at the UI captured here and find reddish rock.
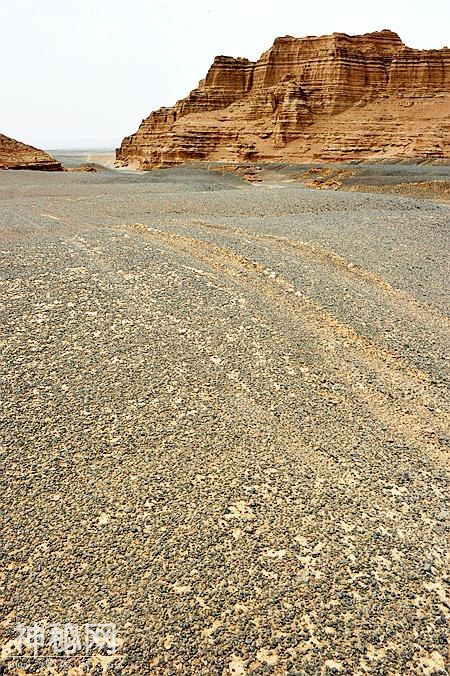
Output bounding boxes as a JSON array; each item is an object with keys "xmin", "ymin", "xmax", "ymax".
[
  {"xmin": 116, "ymin": 30, "xmax": 450, "ymax": 168},
  {"xmin": 0, "ymin": 134, "xmax": 63, "ymax": 171}
]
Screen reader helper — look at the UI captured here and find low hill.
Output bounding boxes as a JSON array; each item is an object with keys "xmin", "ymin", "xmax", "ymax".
[{"xmin": 0, "ymin": 134, "xmax": 63, "ymax": 171}]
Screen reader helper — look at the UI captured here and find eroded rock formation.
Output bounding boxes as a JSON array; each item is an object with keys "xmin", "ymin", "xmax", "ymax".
[
  {"xmin": 0, "ymin": 134, "xmax": 63, "ymax": 171},
  {"xmin": 117, "ymin": 30, "xmax": 450, "ymax": 168}
]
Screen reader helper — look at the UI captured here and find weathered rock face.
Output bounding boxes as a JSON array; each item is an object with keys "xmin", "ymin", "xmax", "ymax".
[
  {"xmin": 0, "ymin": 134, "xmax": 63, "ymax": 171},
  {"xmin": 117, "ymin": 30, "xmax": 450, "ymax": 168}
]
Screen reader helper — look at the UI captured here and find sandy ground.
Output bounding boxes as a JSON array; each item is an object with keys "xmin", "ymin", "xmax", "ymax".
[
  {"xmin": 48, "ymin": 150, "xmax": 117, "ymax": 170},
  {"xmin": 0, "ymin": 166, "xmax": 449, "ymax": 675}
]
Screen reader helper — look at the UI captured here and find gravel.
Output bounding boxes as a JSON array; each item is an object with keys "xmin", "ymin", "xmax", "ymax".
[{"xmin": 0, "ymin": 166, "xmax": 449, "ymax": 675}]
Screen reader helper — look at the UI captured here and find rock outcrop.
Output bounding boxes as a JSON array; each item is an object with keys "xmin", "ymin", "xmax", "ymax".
[
  {"xmin": 116, "ymin": 30, "xmax": 450, "ymax": 168},
  {"xmin": 0, "ymin": 134, "xmax": 63, "ymax": 171}
]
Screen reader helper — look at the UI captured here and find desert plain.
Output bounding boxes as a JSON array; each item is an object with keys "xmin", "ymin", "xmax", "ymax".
[{"xmin": 0, "ymin": 161, "xmax": 449, "ymax": 674}]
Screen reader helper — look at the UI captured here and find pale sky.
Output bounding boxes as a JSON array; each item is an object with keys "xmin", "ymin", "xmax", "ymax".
[{"xmin": 1, "ymin": 0, "xmax": 449, "ymax": 150}]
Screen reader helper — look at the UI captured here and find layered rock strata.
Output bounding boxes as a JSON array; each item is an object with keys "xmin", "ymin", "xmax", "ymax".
[
  {"xmin": 0, "ymin": 134, "xmax": 63, "ymax": 171},
  {"xmin": 117, "ymin": 30, "xmax": 450, "ymax": 168}
]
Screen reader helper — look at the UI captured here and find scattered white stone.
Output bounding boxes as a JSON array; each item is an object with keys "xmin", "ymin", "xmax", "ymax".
[
  {"xmin": 229, "ymin": 655, "xmax": 246, "ymax": 675},
  {"xmin": 173, "ymin": 583, "xmax": 191, "ymax": 594},
  {"xmin": 257, "ymin": 647, "xmax": 279, "ymax": 666},
  {"xmin": 325, "ymin": 659, "xmax": 343, "ymax": 671},
  {"xmin": 225, "ymin": 502, "xmax": 255, "ymax": 520},
  {"xmin": 263, "ymin": 548, "xmax": 286, "ymax": 559}
]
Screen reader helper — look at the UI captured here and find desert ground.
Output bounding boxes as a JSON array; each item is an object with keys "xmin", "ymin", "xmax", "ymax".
[{"xmin": 1, "ymin": 163, "xmax": 449, "ymax": 674}]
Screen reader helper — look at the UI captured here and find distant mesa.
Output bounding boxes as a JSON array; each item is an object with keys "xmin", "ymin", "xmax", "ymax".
[
  {"xmin": 116, "ymin": 30, "xmax": 450, "ymax": 169},
  {"xmin": 0, "ymin": 134, "xmax": 63, "ymax": 171}
]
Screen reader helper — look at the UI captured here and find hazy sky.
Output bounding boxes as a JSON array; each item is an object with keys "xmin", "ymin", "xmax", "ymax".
[{"xmin": 1, "ymin": 0, "xmax": 449, "ymax": 149}]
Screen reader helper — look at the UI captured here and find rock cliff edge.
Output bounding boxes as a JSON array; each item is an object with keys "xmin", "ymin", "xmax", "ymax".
[{"xmin": 116, "ymin": 30, "xmax": 450, "ymax": 168}]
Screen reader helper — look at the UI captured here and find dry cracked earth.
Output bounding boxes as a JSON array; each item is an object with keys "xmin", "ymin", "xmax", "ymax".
[{"xmin": 0, "ymin": 166, "xmax": 449, "ymax": 675}]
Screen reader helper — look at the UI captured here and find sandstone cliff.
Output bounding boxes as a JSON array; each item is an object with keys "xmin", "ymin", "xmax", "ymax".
[
  {"xmin": 116, "ymin": 30, "xmax": 450, "ymax": 168},
  {"xmin": 0, "ymin": 134, "xmax": 63, "ymax": 171}
]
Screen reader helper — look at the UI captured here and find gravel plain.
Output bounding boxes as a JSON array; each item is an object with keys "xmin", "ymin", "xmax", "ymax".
[{"xmin": 0, "ymin": 166, "xmax": 449, "ymax": 675}]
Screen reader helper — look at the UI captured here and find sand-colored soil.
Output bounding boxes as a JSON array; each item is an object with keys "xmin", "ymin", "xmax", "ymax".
[{"xmin": 1, "ymin": 167, "xmax": 448, "ymax": 674}]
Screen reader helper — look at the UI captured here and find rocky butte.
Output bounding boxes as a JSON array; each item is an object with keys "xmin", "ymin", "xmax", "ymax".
[
  {"xmin": 0, "ymin": 134, "xmax": 63, "ymax": 171},
  {"xmin": 116, "ymin": 30, "xmax": 450, "ymax": 169}
]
